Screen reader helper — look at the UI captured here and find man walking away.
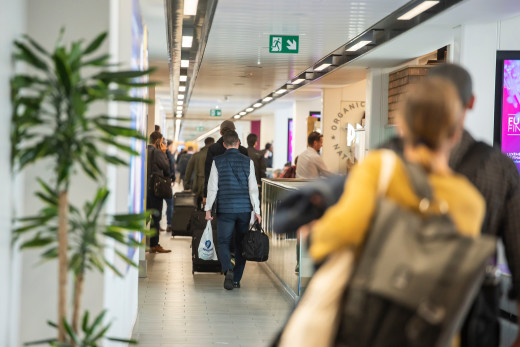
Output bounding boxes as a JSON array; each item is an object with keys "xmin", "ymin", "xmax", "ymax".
[
  {"xmin": 147, "ymin": 131, "xmax": 172, "ymax": 253},
  {"xmin": 296, "ymin": 131, "xmax": 331, "ymax": 178},
  {"xmin": 164, "ymin": 139, "xmax": 176, "ymax": 232},
  {"xmin": 263, "ymin": 143, "xmax": 273, "ymax": 168},
  {"xmin": 246, "ymin": 133, "xmax": 266, "ymax": 197},
  {"xmin": 205, "ymin": 130, "xmax": 261, "ymax": 290},
  {"xmin": 184, "ymin": 137, "xmax": 215, "ymax": 209},
  {"xmin": 203, "ymin": 120, "xmax": 249, "ymax": 204},
  {"xmin": 178, "ymin": 146, "xmax": 194, "ymax": 185}
]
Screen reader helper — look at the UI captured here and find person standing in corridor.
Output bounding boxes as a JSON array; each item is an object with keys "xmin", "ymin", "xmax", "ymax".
[
  {"xmin": 147, "ymin": 131, "xmax": 172, "ymax": 253},
  {"xmin": 296, "ymin": 131, "xmax": 331, "ymax": 178},
  {"xmin": 205, "ymin": 130, "xmax": 261, "ymax": 290}
]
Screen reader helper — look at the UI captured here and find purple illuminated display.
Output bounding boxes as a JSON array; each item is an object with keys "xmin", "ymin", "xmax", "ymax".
[
  {"xmin": 501, "ymin": 60, "xmax": 520, "ymax": 172},
  {"xmin": 288, "ymin": 119, "xmax": 294, "ymax": 162}
]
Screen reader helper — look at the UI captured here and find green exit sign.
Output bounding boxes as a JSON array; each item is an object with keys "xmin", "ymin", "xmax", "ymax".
[
  {"xmin": 210, "ymin": 109, "xmax": 222, "ymax": 117},
  {"xmin": 196, "ymin": 126, "xmax": 204, "ymax": 131},
  {"xmin": 269, "ymin": 35, "xmax": 299, "ymax": 54}
]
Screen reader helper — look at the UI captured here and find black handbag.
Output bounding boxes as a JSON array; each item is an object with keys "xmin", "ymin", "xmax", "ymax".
[
  {"xmin": 153, "ymin": 174, "xmax": 172, "ymax": 199},
  {"xmin": 150, "ymin": 149, "xmax": 172, "ymax": 199},
  {"xmin": 242, "ymin": 221, "xmax": 269, "ymax": 262}
]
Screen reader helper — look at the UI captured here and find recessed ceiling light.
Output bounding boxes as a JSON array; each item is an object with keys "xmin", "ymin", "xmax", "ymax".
[
  {"xmin": 184, "ymin": 0, "xmax": 198, "ymax": 15},
  {"xmin": 246, "ymin": 107, "xmax": 254, "ymax": 112},
  {"xmin": 291, "ymin": 78, "xmax": 305, "ymax": 85},
  {"xmin": 263, "ymin": 96, "xmax": 273, "ymax": 102},
  {"xmin": 180, "ymin": 75, "xmax": 187, "ymax": 82},
  {"xmin": 182, "ymin": 36, "xmax": 193, "ymax": 48},
  {"xmin": 346, "ymin": 40, "xmax": 371, "ymax": 51},
  {"xmin": 179, "ymin": 86, "xmax": 186, "ymax": 92},
  {"xmin": 177, "ymin": 106, "xmax": 183, "ymax": 111},
  {"xmin": 253, "ymin": 103, "xmax": 262, "ymax": 107},
  {"xmin": 314, "ymin": 63, "xmax": 331, "ymax": 71},
  {"xmin": 181, "ymin": 60, "xmax": 189, "ymax": 68},
  {"xmin": 398, "ymin": 1, "xmax": 439, "ymax": 20},
  {"xmin": 178, "ymin": 94, "xmax": 185, "ymax": 100},
  {"xmin": 239, "ymin": 111, "xmax": 246, "ymax": 116},
  {"xmin": 177, "ymin": 101, "xmax": 184, "ymax": 105},
  {"xmin": 176, "ymin": 114, "xmax": 182, "ymax": 118},
  {"xmin": 234, "ymin": 115, "xmax": 241, "ymax": 119},
  {"xmin": 275, "ymin": 88, "xmax": 287, "ymax": 95}
]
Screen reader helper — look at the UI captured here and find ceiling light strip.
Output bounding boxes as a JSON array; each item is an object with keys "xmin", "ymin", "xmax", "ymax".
[
  {"xmin": 184, "ymin": 0, "xmax": 199, "ymax": 15},
  {"xmin": 346, "ymin": 40, "xmax": 372, "ymax": 52},
  {"xmin": 398, "ymin": 1, "xmax": 439, "ymax": 20},
  {"xmin": 194, "ymin": 125, "xmax": 220, "ymax": 143}
]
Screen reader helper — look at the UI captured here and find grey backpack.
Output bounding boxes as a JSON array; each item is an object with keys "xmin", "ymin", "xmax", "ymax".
[{"xmin": 336, "ymin": 151, "xmax": 496, "ymax": 347}]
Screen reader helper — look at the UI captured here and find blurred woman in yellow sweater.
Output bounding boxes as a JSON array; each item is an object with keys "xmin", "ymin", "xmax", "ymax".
[{"xmin": 309, "ymin": 76, "xmax": 484, "ymax": 264}]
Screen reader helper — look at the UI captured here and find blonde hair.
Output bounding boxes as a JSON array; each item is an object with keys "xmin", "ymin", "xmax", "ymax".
[{"xmin": 400, "ymin": 77, "xmax": 463, "ymax": 150}]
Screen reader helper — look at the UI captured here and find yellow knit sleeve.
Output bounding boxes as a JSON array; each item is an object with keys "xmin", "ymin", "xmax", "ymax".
[{"xmin": 309, "ymin": 151, "xmax": 383, "ymax": 262}]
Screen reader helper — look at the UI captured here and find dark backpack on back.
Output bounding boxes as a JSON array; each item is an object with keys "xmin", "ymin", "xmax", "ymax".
[{"xmin": 336, "ymin": 152, "xmax": 496, "ymax": 347}]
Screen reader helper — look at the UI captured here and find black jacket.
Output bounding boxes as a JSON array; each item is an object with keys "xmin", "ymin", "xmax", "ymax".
[
  {"xmin": 147, "ymin": 145, "xmax": 171, "ymax": 193},
  {"xmin": 204, "ymin": 137, "xmax": 249, "ymax": 197},
  {"xmin": 247, "ymin": 146, "xmax": 266, "ymax": 186},
  {"xmin": 166, "ymin": 149, "xmax": 175, "ymax": 179}
]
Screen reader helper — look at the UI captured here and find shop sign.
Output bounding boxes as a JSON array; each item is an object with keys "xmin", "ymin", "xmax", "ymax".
[{"xmin": 328, "ymin": 101, "xmax": 365, "ymax": 162}]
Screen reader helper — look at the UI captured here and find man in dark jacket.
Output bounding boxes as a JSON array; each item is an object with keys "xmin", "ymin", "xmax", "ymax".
[
  {"xmin": 184, "ymin": 137, "xmax": 215, "ymax": 208},
  {"xmin": 164, "ymin": 140, "xmax": 176, "ymax": 232},
  {"xmin": 246, "ymin": 133, "xmax": 266, "ymax": 192},
  {"xmin": 205, "ymin": 130, "xmax": 261, "ymax": 290},
  {"xmin": 203, "ymin": 120, "xmax": 249, "ymax": 203},
  {"xmin": 147, "ymin": 131, "xmax": 172, "ymax": 253},
  {"xmin": 382, "ymin": 63, "xmax": 520, "ymax": 347}
]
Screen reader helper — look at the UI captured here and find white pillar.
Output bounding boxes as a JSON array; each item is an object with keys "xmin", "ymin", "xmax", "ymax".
[
  {"xmin": 365, "ymin": 68, "xmax": 388, "ymax": 150},
  {"xmin": 1, "ymin": 1, "xmax": 26, "ymax": 346}
]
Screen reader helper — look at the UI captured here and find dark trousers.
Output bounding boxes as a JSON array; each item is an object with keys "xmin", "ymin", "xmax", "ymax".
[
  {"xmin": 165, "ymin": 197, "xmax": 174, "ymax": 226},
  {"xmin": 217, "ymin": 212, "xmax": 251, "ymax": 282},
  {"xmin": 147, "ymin": 193, "xmax": 163, "ymax": 247}
]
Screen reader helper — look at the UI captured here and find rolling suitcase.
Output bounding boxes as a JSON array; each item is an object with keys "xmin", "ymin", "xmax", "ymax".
[
  {"xmin": 171, "ymin": 191, "xmax": 197, "ymax": 237},
  {"xmin": 189, "ymin": 211, "xmax": 222, "ymax": 274}
]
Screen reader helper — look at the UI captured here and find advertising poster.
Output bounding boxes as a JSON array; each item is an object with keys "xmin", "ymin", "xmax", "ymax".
[{"xmin": 501, "ymin": 59, "xmax": 520, "ymax": 172}]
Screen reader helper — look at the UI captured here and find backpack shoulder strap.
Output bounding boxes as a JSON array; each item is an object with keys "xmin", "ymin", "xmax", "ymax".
[
  {"xmin": 403, "ymin": 161, "xmax": 434, "ymax": 202},
  {"xmin": 378, "ymin": 150, "xmax": 396, "ymax": 196}
]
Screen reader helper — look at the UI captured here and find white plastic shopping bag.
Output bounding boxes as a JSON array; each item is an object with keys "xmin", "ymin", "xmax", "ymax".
[{"xmin": 198, "ymin": 221, "xmax": 218, "ymax": 261}]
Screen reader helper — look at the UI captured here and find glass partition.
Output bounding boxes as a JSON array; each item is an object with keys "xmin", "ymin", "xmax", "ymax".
[{"xmin": 261, "ymin": 178, "xmax": 315, "ymax": 297}]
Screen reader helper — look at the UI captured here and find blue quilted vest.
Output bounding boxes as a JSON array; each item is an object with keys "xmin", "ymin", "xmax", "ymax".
[{"xmin": 214, "ymin": 148, "xmax": 252, "ymax": 214}]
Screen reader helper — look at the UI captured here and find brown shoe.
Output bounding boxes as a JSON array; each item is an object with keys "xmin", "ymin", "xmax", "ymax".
[{"xmin": 150, "ymin": 244, "xmax": 171, "ymax": 253}]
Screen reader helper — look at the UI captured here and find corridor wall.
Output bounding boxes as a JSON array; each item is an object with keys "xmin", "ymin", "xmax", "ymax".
[
  {"xmin": 17, "ymin": 0, "xmax": 141, "ymax": 345},
  {"xmin": 453, "ymin": 14, "xmax": 520, "ymax": 144},
  {"xmin": 0, "ymin": 1, "xmax": 25, "ymax": 346}
]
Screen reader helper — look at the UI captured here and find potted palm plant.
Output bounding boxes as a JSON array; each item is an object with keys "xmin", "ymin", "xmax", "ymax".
[{"xmin": 11, "ymin": 29, "xmax": 156, "ymax": 344}]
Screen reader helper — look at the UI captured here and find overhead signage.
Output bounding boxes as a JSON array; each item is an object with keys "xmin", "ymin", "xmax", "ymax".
[
  {"xmin": 210, "ymin": 109, "xmax": 222, "ymax": 117},
  {"xmin": 269, "ymin": 35, "xmax": 299, "ymax": 54}
]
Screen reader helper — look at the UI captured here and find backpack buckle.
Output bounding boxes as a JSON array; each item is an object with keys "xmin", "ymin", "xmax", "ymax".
[{"xmin": 417, "ymin": 301, "xmax": 445, "ymax": 324}]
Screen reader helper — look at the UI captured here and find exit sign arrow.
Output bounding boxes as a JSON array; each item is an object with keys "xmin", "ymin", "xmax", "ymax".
[{"xmin": 269, "ymin": 35, "xmax": 299, "ymax": 54}]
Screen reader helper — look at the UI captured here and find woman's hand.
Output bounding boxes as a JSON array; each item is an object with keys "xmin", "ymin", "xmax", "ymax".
[{"xmin": 205, "ymin": 210, "xmax": 213, "ymax": 221}]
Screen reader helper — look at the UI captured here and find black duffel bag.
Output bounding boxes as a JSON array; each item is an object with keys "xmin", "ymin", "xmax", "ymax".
[{"xmin": 242, "ymin": 221, "xmax": 269, "ymax": 262}]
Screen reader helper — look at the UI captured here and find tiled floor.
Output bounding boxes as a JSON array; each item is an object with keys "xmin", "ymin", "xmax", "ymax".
[{"xmin": 132, "ymin": 233, "xmax": 295, "ymax": 347}]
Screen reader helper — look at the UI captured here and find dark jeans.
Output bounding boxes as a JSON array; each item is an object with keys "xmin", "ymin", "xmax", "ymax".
[
  {"xmin": 217, "ymin": 212, "xmax": 251, "ymax": 282},
  {"xmin": 165, "ymin": 197, "xmax": 174, "ymax": 226},
  {"xmin": 147, "ymin": 193, "xmax": 163, "ymax": 247}
]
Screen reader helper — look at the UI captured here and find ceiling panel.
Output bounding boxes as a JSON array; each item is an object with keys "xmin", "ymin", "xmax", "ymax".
[{"xmin": 187, "ymin": 0, "xmax": 411, "ymax": 120}]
